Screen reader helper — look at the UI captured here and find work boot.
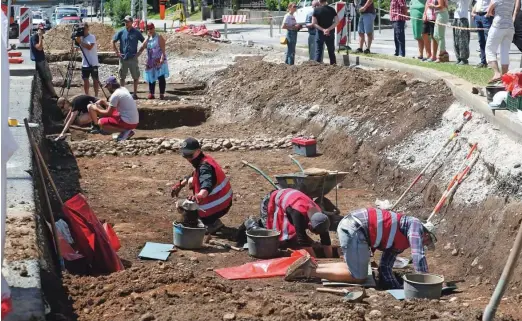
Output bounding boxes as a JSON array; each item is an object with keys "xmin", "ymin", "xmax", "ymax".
[
  {"xmin": 284, "ymin": 254, "xmax": 318, "ymax": 281},
  {"xmin": 205, "ymin": 219, "xmax": 224, "ymax": 235}
]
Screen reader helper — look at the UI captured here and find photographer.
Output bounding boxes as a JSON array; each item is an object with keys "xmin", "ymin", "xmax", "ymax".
[
  {"xmin": 75, "ymin": 23, "xmax": 99, "ymax": 97},
  {"xmin": 30, "ymin": 23, "xmax": 58, "ymax": 98}
]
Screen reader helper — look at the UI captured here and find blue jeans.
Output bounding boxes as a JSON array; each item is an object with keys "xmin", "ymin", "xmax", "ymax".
[
  {"xmin": 285, "ymin": 30, "xmax": 298, "ymax": 65},
  {"xmin": 315, "ymin": 30, "xmax": 336, "ymax": 65},
  {"xmin": 392, "ymin": 20, "xmax": 406, "ymax": 57},
  {"xmin": 474, "ymin": 15, "xmax": 493, "ymax": 64}
]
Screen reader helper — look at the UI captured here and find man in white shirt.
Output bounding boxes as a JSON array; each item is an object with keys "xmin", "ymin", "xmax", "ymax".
[
  {"xmin": 472, "ymin": 0, "xmax": 493, "ymax": 67},
  {"xmin": 75, "ymin": 23, "xmax": 99, "ymax": 97},
  {"xmin": 88, "ymin": 76, "xmax": 139, "ymax": 141},
  {"xmin": 453, "ymin": 0, "xmax": 471, "ymax": 64}
]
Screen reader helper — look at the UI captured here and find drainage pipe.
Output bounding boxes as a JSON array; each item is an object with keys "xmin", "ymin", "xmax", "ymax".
[{"xmin": 482, "ymin": 222, "xmax": 522, "ymax": 321}]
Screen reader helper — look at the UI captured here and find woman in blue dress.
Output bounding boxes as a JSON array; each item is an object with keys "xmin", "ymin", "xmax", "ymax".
[{"xmin": 138, "ymin": 22, "xmax": 170, "ymax": 99}]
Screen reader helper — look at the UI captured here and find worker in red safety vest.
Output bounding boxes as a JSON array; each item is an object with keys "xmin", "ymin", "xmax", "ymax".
[
  {"xmin": 285, "ymin": 208, "xmax": 437, "ymax": 289},
  {"xmin": 238, "ymin": 188, "xmax": 333, "ymax": 258},
  {"xmin": 171, "ymin": 137, "xmax": 233, "ymax": 234}
]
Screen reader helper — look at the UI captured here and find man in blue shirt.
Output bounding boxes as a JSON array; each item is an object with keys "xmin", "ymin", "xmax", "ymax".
[
  {"xmin": 305, "ymin": 0, "xmax": 321, "ymax": 60},
  {"xmin": 112, "ymin": 16, "xmax": 145, "ymax": 99},
  {"xmin": 30, "ymin": 23, "xmax": 58, "ymax": 98}
]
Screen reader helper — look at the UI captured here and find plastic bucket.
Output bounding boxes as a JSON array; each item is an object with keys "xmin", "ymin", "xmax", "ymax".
[
  {"xmin": 246, "ymin": 228, "xmax": 280, "ymax": 259},
  {"xmin": 403, "ymin": 273, "xmax": 444, "ymax": 300},
  {"xmin": 486, "ymin": 85, "xmax": 505, "ymax": 102},
  {"xmin": 173, "ymin": 223, "xmax": 205, "ymax": 250}
]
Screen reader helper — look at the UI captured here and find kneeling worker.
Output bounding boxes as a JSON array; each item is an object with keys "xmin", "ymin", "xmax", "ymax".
[
  {"xmin": 242, "ymin": 188, "xmax": 332, "ymax": 258},
  {"xmin": 171, "ymin": 137, "xmax": 233, "ymax": 234},
  {"xmin": 285, "ymin": 208, "xmax": 437, "ymax": 289},
  {"xmin": 56, "ymin": 94, "xmax": 97, "ymax": 141}
]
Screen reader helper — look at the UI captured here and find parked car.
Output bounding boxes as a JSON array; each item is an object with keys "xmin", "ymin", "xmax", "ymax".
[
  {"xmin": 52, "ymin": 9, "xmax": 81, "ymax": 27},
  {"xmin": 59, "ymin": 16, "xmax": 82, "ymax": 25},
  {"xmin": 31, "ymin": 11, "xmax": 50, "ymax": 30}
]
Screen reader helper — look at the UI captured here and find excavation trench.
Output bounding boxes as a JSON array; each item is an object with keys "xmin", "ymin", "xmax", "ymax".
[{"xmin": 32, "ymin": 56, "xmax": 522, "ymax": 321}]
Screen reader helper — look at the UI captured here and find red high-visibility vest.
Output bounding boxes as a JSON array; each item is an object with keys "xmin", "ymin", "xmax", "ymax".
[
  {"xmin": 266, "ymin": 189, "xmax": 320, "ymax": 241},
  {"xmin": 367, "ymin": 208, "xmax": 409, "ymax": 252},
  {"xmin": 193, "ymin": 154, "xmax": 232, "ymax": 218}
]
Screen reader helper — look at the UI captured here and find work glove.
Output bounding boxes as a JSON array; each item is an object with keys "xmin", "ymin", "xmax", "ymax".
[
  {"xmin": 171, "ymin": 181, "xmax": 183, "ymax": 198},
  {"xmin": 187, "ymin": 194, "xmax": 201, "ymax": 203}
]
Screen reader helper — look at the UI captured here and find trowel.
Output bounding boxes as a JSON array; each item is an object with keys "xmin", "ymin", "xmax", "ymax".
[{"xmin": 317, "ymin": 287, "xmax": 366, "ymax": 303}]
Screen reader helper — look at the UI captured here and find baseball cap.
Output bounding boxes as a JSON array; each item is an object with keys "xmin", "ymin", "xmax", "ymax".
[
  {"xmin": 180, "ymin": 137, "xmax": 201, "ymax": 157},
  {"xmin": 37, "ymin": 23, "xmax": 45, "ymax": 30},
  {"xmin": 422, "ymin": 221, "xmax": 437, "ymax": 250},
  {"xmin": 489, "ymin": 91, "xmax": 508, "ymax": 109},
  {"xmin": 123, "ymin": 15, "xmax": 133, "ymax": 22},
  {"xmin": 103, "ymin": 76, "xmax": 118, "ymax": 88},
  {"xmin": 310, "ymin": 212, "xmax": 330, "ymax": 234},
  {"xmin": 147, "ymin": 22, "xmax": 155, "ymax": 29}
]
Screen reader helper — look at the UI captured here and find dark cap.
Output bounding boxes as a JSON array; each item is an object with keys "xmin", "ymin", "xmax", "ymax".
[
  {"xmin": 147, "ymin": 22, "xmax": 155, "ymax": 29},
  {"xmin": 37, "ymin": 23, "xmax": 45, "ymax": 30},
  {"xmin": 310, "ymin": 212, "xmax": 330, "ymax": 234},
  {"xmin": 180, "ymin": 137, "xmax": 201, "ymax": 156},
  {"xmin": 123, "ymin": 15, "xmax": 133, "ymax": 22}
]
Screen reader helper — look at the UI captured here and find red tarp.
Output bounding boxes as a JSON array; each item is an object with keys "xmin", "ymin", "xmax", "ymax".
[
  {"xmin": 215, "ymin": 249, "xmax": 308, "ymax": 280},
  {"xmin": 62, "ymin": 193, "xmax": 124, "ymax": 274}
]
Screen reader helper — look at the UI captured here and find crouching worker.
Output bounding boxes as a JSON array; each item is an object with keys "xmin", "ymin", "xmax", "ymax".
[
  {"xmin": 239, "ymin": 188, "xmax": 333, "ymax": 258},
  {"xmin": 285, "ymin": 208, "xmax": 437, "ymax": 289},
  {"xmin": 88, "ymin": 76, "xmax": 139, "ymax": 141},
  {"xmin": 171, "ymin": 137, "xmax": 233, "ymax": 234},
  {"xmin": 55, "ymin": 95, "xmax": 97, "ymax": 141}
]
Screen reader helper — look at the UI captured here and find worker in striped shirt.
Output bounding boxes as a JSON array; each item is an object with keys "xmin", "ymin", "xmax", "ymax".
[{"xmin": 285, "ymin": 208, "xmax": 437, "ymax": 289}]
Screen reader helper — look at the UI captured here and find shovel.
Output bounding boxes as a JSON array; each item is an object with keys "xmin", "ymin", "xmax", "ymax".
[{"xmin": 317, "ymin": 288, "xmax": 366, "ymax": 303}]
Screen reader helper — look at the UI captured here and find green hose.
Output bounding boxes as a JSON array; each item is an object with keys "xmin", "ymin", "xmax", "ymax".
[
  {"xmin": 241, "ymin": 160, "xmax": 279, "ymax": 190},
  {"xmin": 289, "ymin": 155, "xmax": 305, "ymax": 173}
]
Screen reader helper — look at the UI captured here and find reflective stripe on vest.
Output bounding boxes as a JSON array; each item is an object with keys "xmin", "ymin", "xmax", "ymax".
[
  {"xmin": 373, "ymin": 209, "xmax": 383, "ymax": 248},
  {"xmin": 373, "ymin": 208, "xmax": 400, "ymax": 250},
  {"xmin": 209, "ymin": 177, "xmax": 230, "ymax": 196},
  {"xmin": 199, "ymin": 188, "xmax": 233, "ymax": 211},
  {"xmin": 387, "ymin": 211, "xmax": 399, "ymax": 249},
  {"xmin": 272, "ymin": 189, "xmax": 299, "ymax": 240}
]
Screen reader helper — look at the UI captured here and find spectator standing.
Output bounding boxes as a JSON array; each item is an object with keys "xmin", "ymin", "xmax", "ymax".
[
  {"xmin": 485, "ymin": 0, "xmax": 519, "ymax": 83},
  {"xmin": 30, "ymin": 23, "xmax": 58, "ymax": 98},
  {"xmin": 112, "ymin": 16, "xmax": 145, "ymax": 99},
  {"xmin": 472, "ymin": 0, "xmax": 493, "ymax": 68},
  {"xmin": 513, "ymin": 2, "xmax": 522, "ymax": 52},
  {"xmin": 355, "ymin": 0, "xmax": 376, "ymax": 53},
  {"xmin": 430, "ymin": 0, "xmax": 450, "ymax": 62},
  {"xmin": 282, "ymin": 3, "xmax": 301, "ymax": 65},
  {"xmin": 305, "ymin": 0, "xmax": 321, "ymax": 60},
  {"xmin": 138, "ymin": 22, "xmax": 169, "ymax": 99},
  {"xmin": 312, "ymin": 0, "xmax": 339, "ymax": 64},
  {"xmin": 390, "ymin": 0, "xmax": 408, "ymax": 57},
  {"xmin": 423, "ymin": 0, "xmax": 437, "ymax": 61},
  {"xmin": 452, "ymin": 0, "xmax": 471, "ymax": 64},
  {"xmin": 76, "ymin": 22, "xmax": 100, "ymax": 97},
  {"xmin": 411, "ymin": 0, "xmax": 428, "ymax": 59}
]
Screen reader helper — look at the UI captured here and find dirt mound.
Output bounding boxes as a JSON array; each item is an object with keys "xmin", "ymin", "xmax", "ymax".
[
  {"xmin": 44, "ymin": 23, "xmax": 116, "ymax": 52},
  {"xmin": 164, "ymin": 33, "xmax": 219, "ymax": 56}
]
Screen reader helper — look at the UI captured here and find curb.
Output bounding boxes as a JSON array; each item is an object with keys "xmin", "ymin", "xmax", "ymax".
[{"xmin": 293, "ymin": 46, "xmax": 522, "ymax": 142}]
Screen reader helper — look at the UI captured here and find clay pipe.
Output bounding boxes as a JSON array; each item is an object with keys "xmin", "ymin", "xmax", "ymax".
[
  {"xmin": 288, "ymin": 155, "xmax": 305, "ymax": 173},
  {"xmin": 241, "ymin": 160, "xmax": 279, "ymax": 190}
]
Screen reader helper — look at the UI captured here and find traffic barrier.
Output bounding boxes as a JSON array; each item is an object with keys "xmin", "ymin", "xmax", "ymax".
[
  {"xmin": 335, "ymin": 2, "xmax": 348, "ymax": 49},
  {"xmin": 222, "ymin": 15, "xmax": 247, "ymax": 24},
  {"xmin": 18, "ymin": 7, "xmax": 31, "ymax": 49},
  {"xmin": 8, "ymin": 57, "xmax": 24, "ymax": 64},
  {"xmin": 8, "ymin": 51, "xmax": 22, "ymax": 57}
]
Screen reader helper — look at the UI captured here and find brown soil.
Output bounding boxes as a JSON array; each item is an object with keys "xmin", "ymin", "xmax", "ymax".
[
  {"xmin": 164, "ymin": 33, "xmax": 219, "ymax": 57},
  {"xmin": 41, "ymin": 48, "xmax": 522, "ymax": 321},
  {"xmin": 44, "ymin": 23, "xmax": 116, "ymax": 52}
]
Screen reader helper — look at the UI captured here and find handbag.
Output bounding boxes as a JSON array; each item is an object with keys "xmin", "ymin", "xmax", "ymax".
[{"xmin": 280, "ymin": 36, "xmax": 288, "ymax": 45}]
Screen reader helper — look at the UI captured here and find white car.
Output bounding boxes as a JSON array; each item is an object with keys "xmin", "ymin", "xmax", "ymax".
[
  {"xmin": 31, "ymin": 12, "xmax": 46, "ymax": 30},
  {"xmin": 295, "ymin": 0, "xmax": 315, "ymax": 24}
]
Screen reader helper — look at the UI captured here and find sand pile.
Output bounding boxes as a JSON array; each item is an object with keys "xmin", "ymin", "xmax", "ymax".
[{"xmin": 44, "ymin": 23, "xmax": 116, "ymax": 52}]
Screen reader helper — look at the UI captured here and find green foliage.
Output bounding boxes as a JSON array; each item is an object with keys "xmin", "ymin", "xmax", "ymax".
[
  {"xmin": 264, "ymin": 0, "xmax": 291, "ymax": 11},
  {"xmin": 107, "ymin": 0, "xmax": 131, "ymax": 26},
  {"xmin": 377, "ymin": 0, "xmax": 390, "ymax": 17}
]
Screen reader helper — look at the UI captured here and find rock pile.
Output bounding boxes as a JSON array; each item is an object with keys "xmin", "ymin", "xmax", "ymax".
[{"xmin": 71, "ymin": 136, "xmax": 296, "ymax": 158}]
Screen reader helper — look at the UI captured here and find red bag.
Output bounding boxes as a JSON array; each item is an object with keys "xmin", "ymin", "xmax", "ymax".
[
  {"xmin": 103, "ymin": 223, "xmax": 121, "ymax": 252},
  {"xmin": 57, "ymin": 230, "xmax": 84, "ymax": 261},
  {"xmin": 62, "ymin": 193, "xmax": 124, "ymax": 274},
  {"xmin": 502, "ymin": 73, "xmax": 516, "ymax": 92},
  {"xmin": 215, "ymin": 249, "xmax": 308, "ymax": 280}
]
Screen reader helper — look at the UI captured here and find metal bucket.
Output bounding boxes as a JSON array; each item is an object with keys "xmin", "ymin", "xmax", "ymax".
[
  {"xmin": 403, "ymin": 273, "xmax": 444, "ymax": 300},
  {"xmin": 246, "ymin": 228, "xmax": 280, "ymax": 259},
  {"xmin": 173, "ymin": 223, "xmax": 206, "ymax": 250},
  {"xmin": 486, "ymin": 85, "xmax": 506, "ymax": 102}
]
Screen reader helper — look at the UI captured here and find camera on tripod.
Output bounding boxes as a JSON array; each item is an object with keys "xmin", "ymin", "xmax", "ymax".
[{"xmin": 71, "ymin": 23, "xmax": 85, "ymax": 40}]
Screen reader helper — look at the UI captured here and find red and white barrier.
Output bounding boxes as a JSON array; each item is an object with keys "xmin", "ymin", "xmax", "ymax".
[
  {"xmin": 222, "ymin": 15, "xmax": 246, "ymax": 24},
  {"xmin": 335, "ymin": 2, "xmax": 348, "ymax": 49},
  {"xmin": 18, "ymin": 7, "xmax": 31, "ymax": 48}
]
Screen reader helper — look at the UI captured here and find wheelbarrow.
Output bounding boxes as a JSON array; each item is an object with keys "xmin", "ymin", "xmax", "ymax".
[{"xmin": 242, "ymin": 157, "xmax": 348, "ymax": 230}]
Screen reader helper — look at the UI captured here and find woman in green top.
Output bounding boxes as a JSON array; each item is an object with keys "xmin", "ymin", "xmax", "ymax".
[
  {"xmin": 429, "ymin": 0, "xmax": 450, "ymax": 62},
  {"xmin": 411, "ymin": 0, "xmax": 428, "ymax": 59}
]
